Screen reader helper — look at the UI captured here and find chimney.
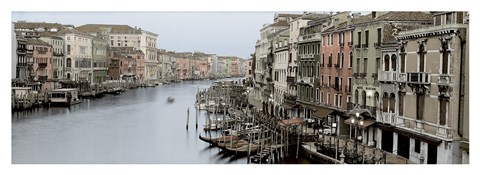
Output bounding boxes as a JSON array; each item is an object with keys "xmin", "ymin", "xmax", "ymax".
[
  {"xmin": 372, "ymin": 11, "xmax": 377, "ymax": 19},
  {"xmin": 347, "ymin": 15, "xmax": 352, "ymax": 25}
]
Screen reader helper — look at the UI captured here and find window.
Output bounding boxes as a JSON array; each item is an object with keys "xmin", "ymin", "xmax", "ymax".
[
  {"xmin": 383, "ymin": 92, "xmax": 388, "ymax": 112},
  {"xmin": 391, "ymin": 54, "xmax": 397, "ymax": 71},
  {"xmin": 341, "ymin": 52, "xmax": 344, "ymax": 68},
  {"xmin": 355, "ymin": 90, "xmax": 359, "ymax": 104},
  {"xmin": 349, "ymin": 52, "xmax": 353, "ymax": 68},
  {"xmin": 446, "ymin": 13, "xmax": 452, "ymax": 24},
  {"xmin": 416, "ymin": 93, "xmax": 424, "ymax": 120},
  {"xmin": 414, "ymin": 139, "xmax": 421, "ymax": 153},
  {"xmin": 390, "ymin": 93, "xmax": 395, "ymax": 113},
  {"xmin": 400, "ymin": 46, "xmax": 406, "ymax": 72},
  {"xmin": 363, "ymin": 58, "xmax": 368, "ymax": 73},
  {"xmin": 384, "ymin": 55, "xmax": 390, "ymax": 71},
  {"xmin": 350, "ymin": 31, "xmax": 354, "ymax": 42},
  {"xmin": 356, "ymin": 58, "xmax": 360, "ymax": 73},
  {"xmin": 337, "ymin": 52, "xmax": 340, "ymax": 67},
  {"xmin": 457, "ymin": 12, "xmax": 464, "ymax": 24},
  {"xmin": 327, "ymin": 93, "xmax": 330, "ymax": 105},
  {"xmin": 435, "ymin": 15, "xmax": 442, "ymax": 26},
  {"xmin": 322, "ymin": 54, "xmax": 325, "ymax": 66},
  {"xmin": 67, "ymin": 45, "xmax": 71, "ymax": 54},
  {"xmin": 442, "ymin": 42, "xmax": 449, "ymax": 74},
  {"xmin": 328, "ymin": 76, "xmax": 331, "ymax": 87},
  {"xmin": 376, "ymin": 57, "xmax": 380, "ymax": 73},
  {"xmin": 320, "ymin": 92, "xmax": 323, "ymax": 104},
  {"xmin": 348, "ymin": 78, "xmax": 352, "ymax": 92},
  {"xmin": 329, "ymin": 53, "xmax": 332, "ymax": 67},
  {"xmin": 419, "ymin": 44, "xmax": 426, "ymax": 72},
  {"xmin": 362, "ymin": 91, "xmax": 367, "ymax": 107},
  {"xmin": 399, "ymin": 92, "xmax": 405, "ymax": 116},
  {"xmin": 66, "ymin": 58, "xmax": 71, "ymax": 67},
  {"xmin": 357, "ymin": 31, "xmax": 362, "ymax": 46},
  {"xmin": 334, "ymin": 94, "xmax": 337, "ymax": 107},
  {"xmin": 338, "ymin": 95, "xmax": 342, "ymax": 108},
  {"xmin": 365, "ymin": 30, "xmax": 369, "ymax": 46},
  {"xmin": 377, "ymin": 28, "xmax": 381, "ymax": 44},
  {"xmin": 374, "ymin": 92, "xmax": 379, "ymax": 108},
  {"xmin": 439, "ymin": 97, "xmax": 447, "ymax": 125},
  {"xmin": 316, "ymin": 88, "xmax": 319, "ymax": 102}
]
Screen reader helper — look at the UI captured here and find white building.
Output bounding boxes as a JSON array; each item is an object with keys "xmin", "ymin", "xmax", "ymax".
[{"xmin": 59, "ymin": 28, "xmax": 94, "ymax": 82}]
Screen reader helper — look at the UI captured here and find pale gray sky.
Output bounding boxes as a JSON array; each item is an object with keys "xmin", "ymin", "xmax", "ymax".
[{"xmin": 11, "ymin": 12, "xmax": 299, "ymax": 59}]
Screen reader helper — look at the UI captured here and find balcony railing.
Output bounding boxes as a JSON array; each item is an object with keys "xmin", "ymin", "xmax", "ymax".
[
  {"xmin": 286, "ymin": 76, "xmax": 296, "ymax": 83},
  {"xmin": 362, "ymin": 43, "xmax": 368, "ymax": 48},
  {"xmin": 327, "ymin": 63, "xmax": 332, "ymax": 67},
  {"xmin": 300, "ymin": 54, "xmax": 316, "ymax": 59},
  {"xmin": 378, "ymin": 71, "xmax": 396, "ymax": 82},
  {"xmin": 371, "ymin": 73, "xmax": 378, "ymax": 79},
  {"xmin": 345, "ymin": 85, "xmax": 352, "ymax": 94},
  {"xmin": 297, "ymin": 77, "xmax": 313, "ymax": 85},
  {"xmin": 38, "ymin": 76, "xmax": 48, "ymax": 81},
  {"xmin": 379, "ymin": 112, "xmax": 395, "ymax": 125},
  {"xmin": 359, "ymin": 73, "xmax": 367, "ymax": 78},
  {"xmin": 65, "ymin": 67, "xmax": 72, "ymax": 71},
  {"xmin": 437, "ymin": 74, "xmax": 452, "ymax": 85},
  {"xmin": 407, "ymin": 72, "xmax": 430, "ymax": 84},
  {"xmin": 353, "ymin": 73, "xmax": 359, "ymax": 78},
  {"xmin": 374, "ymin": 42, "xmax": 381, "ymax": 48},
  {"xmin": 347, "ymin": 102, "xmax": 355, "ymax": 110},
  {"xmin": 348, "ymin": 42, "xmax": 353, "ymax": 46},
  {"xmin": 284, "ymin": 94, "xmax": 297, "ymax": 102},
  {"xmin": 38, "ymin": 63, "xmax": 48, "ymax": 68},
  {"xmin": 53, "ymin": 52, "xmax": 64, "ymax": 56},
  {"xmin": 339, "ymin": 42, "xmax": 344, "ymax": 47},
  {"xmin": 354, "ymin": 44, "xmax": 361, "ymax": 49},
  {"xmin": 334, "ymin": 64, "xmax": 340, "ymax": 68},
  {"xmin": 396, "ymin": 73, "xmax": 407, "ymax": 83},
  {"xmin": 17, "ymin": 49, "xmax": 27, "ymax": 55},
  {"xmin": 298, "ymin": 33, "xmax": 322, "ymax": 42}
]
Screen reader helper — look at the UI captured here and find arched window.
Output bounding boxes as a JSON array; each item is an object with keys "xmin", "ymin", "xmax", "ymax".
[
  {"xmin": 384, "ymin": 54, "xmax": 390, "ymax": 71},
  {"xmin": 362, "ymin": 91, "xmax": 367, "ymax": 107},
  {"xmin": 329, "ymin": 53, "xmax": 333, "ymax": 67},
  {"xmin": 418, "ymin": 44, "xmax": 425, "ymax": 72},
  {"xmin": 66, "ymin": 73, "xmax": 70, "ymax": 79},
  {"xmin": 391, "ymin": 54, "xmax": 397, "ymax": 71},
  {"xmin": 383, "ymin": 92, "xmax": 388, "ymax": 112},
  {"xmin": 374, "ymin": 92, "xmax": 379, "ymax": 108},
  {"xmin": 390, "ymin": 93, "xmax": 396, "ymax": 113},
  {"xmin": 66, "ymin": 58, "xmax": 71, "ymax": 67},
  {"xmin": 337, "ymin": 52, "xmax": 340, "ymax": 67}
]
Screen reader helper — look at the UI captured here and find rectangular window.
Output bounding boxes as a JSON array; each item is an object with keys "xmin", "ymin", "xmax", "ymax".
[
  {"xmin": 416, "ymin": 94, "xmax": 424, "ymax": 120},
  {"xmin": 334, "ymin": 94, "xmax": 337, "ymax": 107},
  {"xmin": 457, "ymin": 12, "xmax": 464, "ymax": 24},
  {"xmin": 414, "ymin": 139, "xmax": 421, "ymax": 153},
  {"xmin": 446, "ymin": 13, "xmax": 452, "ymax": 24},
  {"xmin": 356, "ymin": 58, "xmax": 360, "ymax": 73},
  {"xmin": 377, "ymin": 28, "xmax": 381, "ymax": 44},
  {"xmin": 439, "ymin": 98, "xmax": 447, "ymax": 125},
  {"xmin": 357, "ymin": 31, "xmax": 361, "ymax": 46},
  {"xmin": 363, "ymin": 58, "xmax": 368, "ymax": 73},
  {"xmin": 376, "ymin": 57, "xmax": 380, "ymax": 73},
  {"xmin": 338, "ymin": 95, "xmax": 342, "ymax": 108},
  {"xmin": 327, "ymin": 93, "xmax": 330, "ymax": 105},
  {"xmin": 365, "ymin": 30, "xmax": 369, "ymax": 46},
  {"xmin": 328, "ymin": 76, "xmax": 331, "ymax": 87},
  {"xmin": 435, "ymin": 15, "xmax": 442, "ymax": 26},
  {"xmin": 350, "ymin": 31, "xmax": 354, "ymax": 42},
  {"xmin": 399, "ymin": 92, "xmax": 404, "ymax": 116},
  {"xmin": 320, "ymin": 92, "xmax": 323, "ymax": 104}
]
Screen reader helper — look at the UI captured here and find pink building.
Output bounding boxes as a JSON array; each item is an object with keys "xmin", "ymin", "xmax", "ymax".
[
  {"xmin": 198, "ymin": 59, "xmax": 208, "ymax": 79},
  {"xmin": 231, "ymin": 58, "xmax": 239, "ymax": 77},
  {"xmin": 27, "ymin": 38, "xmax": 53, "ymax": 91},
  {"xmin": 135, "ymin": 51, "xmax": 145, "ymax": 82},
  {"xmin": 319, "ymin": 23, "xmax": 354, "ymax": 111},
  {"xmin": 244, "ymin": 59, "xmax": 253, "ymax": 79},
  {"xmin": 175, "ymin": 57, "xmax": 190, "ymax": 80}
]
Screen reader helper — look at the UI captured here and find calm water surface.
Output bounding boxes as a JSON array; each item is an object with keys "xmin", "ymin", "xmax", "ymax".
[{"xmin": 12, "ymin": 79, "xmax": 310, "ymax": 164}]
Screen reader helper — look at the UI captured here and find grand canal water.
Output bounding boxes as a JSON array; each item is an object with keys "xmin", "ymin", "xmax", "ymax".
[{"xmin": 12, "ymin": 79, "xmax": 311, "ymax": 164}]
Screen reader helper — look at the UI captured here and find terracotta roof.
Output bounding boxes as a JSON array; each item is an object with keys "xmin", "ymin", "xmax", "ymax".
[
  {"xmin": 24, "ymin": 38, "xmax": 51, "ymax": 46},
  {"xmin": 300, "ymin": 13, "xmax": 331, "ymax": 20},
  {"xmin": 270, "ymin": 20, "xmax": 289, "ymax": 27},
  {"xmin": 76, "ymin": 24, "xmax": 140, "ymax": 34},
  {"xmin": 13, "ymin": 22, "xmax": 66, "ymax": 31},
  {"xmin": 353, "ymin": 12, "xmax": 432, "ymax": 25},
  {"xmin": 277, "ymin": 13, "xmax": 303, "ymax": 19}
]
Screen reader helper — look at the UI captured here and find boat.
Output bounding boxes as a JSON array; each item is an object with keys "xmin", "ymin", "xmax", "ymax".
[
  {"xmin": 198, "ymin": 135, "xmax": 238, "ymax": 146},
  {"xmin": 167, "ymin": 97, "xmax": 175, "ymax": 103},
  {"xmin": 48, "ymin": 88, "xmax": 82, "ymax": 106}
]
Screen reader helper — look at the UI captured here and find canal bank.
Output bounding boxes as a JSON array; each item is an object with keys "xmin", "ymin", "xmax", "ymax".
[{"xmin": 12, "ymin": 79, "xmax": 314, "ymax": 164}]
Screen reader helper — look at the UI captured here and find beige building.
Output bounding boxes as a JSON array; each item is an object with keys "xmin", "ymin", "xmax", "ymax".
[
  {"xmin": 395, "ymin": 12, "xmax": 469, "ymax": 164},
  {"xmin": 244, "ymin": 59, "xmax": 253, "ymax": 79}
]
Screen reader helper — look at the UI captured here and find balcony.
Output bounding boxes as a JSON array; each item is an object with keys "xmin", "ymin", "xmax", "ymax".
[
  {"xmin": 353, "ymin": 73, "xmax": 359, "ymax": 78},
  {"xmin": 17, "ymin": 49, "xmax": 27, "ymax": 55},
  {"xmin": 347, "ymin": 102, "xmax": 355, "ymax": 110},
  {"xmin": 407, "ymin": 72, "xmax": 430, "ymax": 84},
  {"xmin": 374, "ymin": 42, "xmax": 381, "ymax": 48},
  {"xmin": 38, "ymin": 63, "xmax": 48, "ymax": 68},
  {"xmin": 334, "ymin": 64, "xmax": 340, "ymax": 69},
  {"xmin": 284, "ymin": 94, "xmax": 297, "ymax": 103},
  {"xmin": 297, "ymin": 77, "xmax": 313, "ymax": 85},
  {"xmin": 378, "ymin": 112, "xmax": 395, "ymax": 125},
  {"xmin": 53, "ymin": 51, "xmax": 64, "ymax": 56},
  {"xmin": 437, "ymin": 74, "xmax": 452, "ymax": 85},
  {"xmin": 359, "ymin": 73, "xmax": 367, "ymax": 78},
  {"xmin": 336, "ymin": 85, "xmax": 342, "ymax": 92},
  {"xmin": 339, "ymin": 42, "xmax": 344, "ymax": 47},
  {"xmin": 362, "ymin": 43, "xmax": 368, "ymax": 48},
  {"xmin": 300, "ymin": 54, "xmax": 316, "ymax": 59},
  {"xmin": 298, "ymin": 33, "xmax": 321, "ymax": 42},
  {"xmin": 396, "ymin": 73, "xmax": 407, "ymax": 83},
  {"xmin": 348, "ymin": 41, "xmax": 353, "ymax": 46},
  {"xmin": 354, "ymin": 44, "xmax": 361, "ymax": 49},
  {"xmin": 38, "ymin": 76, "xmax": 48, "ymax": 81},
  {"xmin": 286, "ymin": 76, "xmax": 296, "ymax": 83},
  {"xmin": 65, "ymin": 67, "xmax": 72, "ymax": 71},
  {"xmin": 371, "ymin": 73, "xmax": 378, "ymax": 79},
  {"xmin": 327, "ymin": 63, "xmax": 332, "ymax": 67},
  {"xmin": 378, "ymin": 71, "xmax": 396, "ymax": 82},
  {"xmin": 345, "ymin": 85, "xmax": 352, "ymax": 94}
]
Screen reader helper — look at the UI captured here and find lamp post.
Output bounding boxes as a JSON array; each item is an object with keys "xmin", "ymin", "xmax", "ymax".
[{"xmin": 349, "ymin": 111, "xmax": 364, "ymax": 163}]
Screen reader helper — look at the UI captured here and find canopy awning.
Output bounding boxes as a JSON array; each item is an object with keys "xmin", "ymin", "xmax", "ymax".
[
  {"xmin": 282, "ymin": 102, "xmax": 299, "ymax": 109},
  {"xmin": 312, "ymin": 107, "xmax": 335, "ymax": 119},
  {"xmin": 344, "ymin": 117, "xmax": 376, "ymax": 128},
  {"xmin": 279, "ymin": 117, "xmax": 304, "ymax": 126}
]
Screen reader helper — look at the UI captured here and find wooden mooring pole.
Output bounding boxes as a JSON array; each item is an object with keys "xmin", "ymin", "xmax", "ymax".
[{"xmin": 186, "ymin": 107, "xmax": 189, "ymax": 130}]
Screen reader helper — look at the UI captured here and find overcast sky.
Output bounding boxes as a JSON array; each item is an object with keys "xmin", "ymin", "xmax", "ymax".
[{"xmin": 11, "ymin": 12, "xmax": 300, "ymax": 59}]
